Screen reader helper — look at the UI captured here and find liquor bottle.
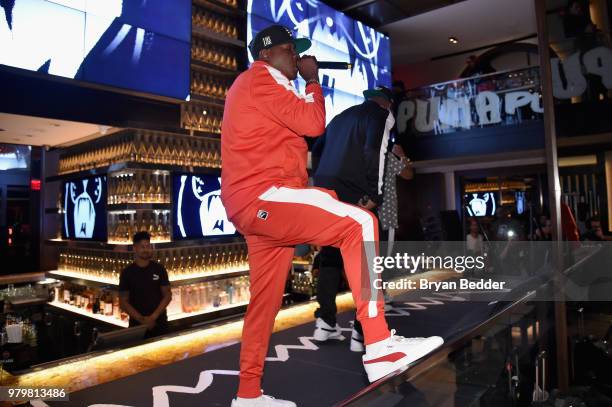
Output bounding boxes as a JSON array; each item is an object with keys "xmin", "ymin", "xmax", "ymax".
[
  {"xmin": 99, "ymin": 291, "xmax": 106, "ymax": 315},
  {"xmin": 92, "ymin": 293, "xmax": 100, "ymax": 314},
  {"xmin": 105, "ymin": 292, "xmax": 113, "ymax": 316},
  {"xmin": 112, "ymin": 294, "xmax": 120, "ymax": 319}
]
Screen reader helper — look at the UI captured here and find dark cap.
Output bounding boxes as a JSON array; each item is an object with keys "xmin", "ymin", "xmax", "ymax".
[
  {"xmin": 363, "ymin": 86, "xmax": 394, "ymax": 103},
  {"xmin": 249, "ymin": 24, "xmax": 311, "ymax": 59}
]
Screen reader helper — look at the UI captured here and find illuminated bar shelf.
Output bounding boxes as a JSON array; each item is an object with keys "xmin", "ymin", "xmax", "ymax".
[
  {"xmin": 47, "ymin": 267, "xmax": 250, "ymax": 288},
  {"xmin": 48, "ymin": 301, "xmax": 129, "ymax": 328},
  {"xmin": 107, "ymin": 203, "xmax": 171, "ymax": 211},
  {"xmin": 192, "ymin": 0, "xmax": 245, "ymax": 18},
  {"xmin": 168, "ymin": 300, "xmax": 249, "ymax": 321},
  {"xmin": 46, "ymin": 161, "xmax": 220, "ymax": 183},
  {"xmin": 47, "ymin": 270, "xmax": 118, "ymax": 287},
  {"xmin": 191, "ymin": 60, "xmax": 238, "ymax": 75},
  {"xmin": 189, "ymin": 93, "xmax": 226, "ymax": 107},
  {"xmin": 45, "ymin": 237, "xmax": 240, "ymax": 251},
  {"xmin": 192, "ymin": 26, "xmax": 245, "ymax": 48},
  {"xmin": 48, "ymin": 299, "xmax": 248, "ymax": 326}
]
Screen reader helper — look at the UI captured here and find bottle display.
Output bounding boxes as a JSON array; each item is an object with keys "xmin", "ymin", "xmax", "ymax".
[
  {"xmin": 55, "ymin": 243, "xmax": 248, "ymax": 284},
  {"xmin": 107, "ymin": 210, "xmax": 171, "ymax": 243},
  {"xmin": 191, "ymin": 71, "xmax": 231, "ymax": 100},
  {"xmin": 108, "ymin": 170, "xmax": 170, "ymax": 204},
  {"xmin": 192, "ymin": 7, "xmax": 238, "ymax": 39},
  {"xmin": 52, "ymin": 283, "xmax": 129, "ymax": 322},
  {"xmin": 58, "ymin": 130, "xmax": 221, "ymax": 174},
  {"xmin": 191, "ymin": 39, "xmax": 238, "ymax": 70},
  {"xmin": 182, "ymin": 103, "xmax": 224, "ymax": 136},
  {"xmin": 167, "ymin": 275, "xmax": 250, "ymax": 317}
]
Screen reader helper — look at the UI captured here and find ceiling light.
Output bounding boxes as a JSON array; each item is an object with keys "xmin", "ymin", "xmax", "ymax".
[{"xmin": 449, "ymin": 37, "xmax": 459, "ymax": 44}]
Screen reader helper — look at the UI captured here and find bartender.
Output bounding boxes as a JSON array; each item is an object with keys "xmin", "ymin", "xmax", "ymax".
[{"xmin": 119, "ymin": 231, "xmax": 172, "ymax": 338}]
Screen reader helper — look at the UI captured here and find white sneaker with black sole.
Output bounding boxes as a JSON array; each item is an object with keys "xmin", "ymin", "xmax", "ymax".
[
  {"xmin": 231, "ymin": 393, "xmax": 296, "ymax": 407},
  {"xmin": 350, "ymin": 327, "xmax": 365, "ymax": 352},
  {"xmin": 362, "ymin": 329, "xmax": 444, "ymax": 382},
  {"xmin": 313, "ymin": 317, "xmax": 344, "ymax": 341}
]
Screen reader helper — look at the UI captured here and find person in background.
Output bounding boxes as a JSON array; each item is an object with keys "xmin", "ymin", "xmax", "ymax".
[
  {"xmin": 460, "ymin": 55, "xmax": 495, "ymax": 78},
  {"xmin": 582, "ymin": 216, "xmax": 611, "ymax": 241},
  {"xmin": 562, "ymin": 0, "xmax": 597, "ymax": 43},
  {"xmin": 466, "ymin": 218, "xmax": 484, "ymax": 254},
  {"xmin": 379, "ymin": 143, "xmax": 413, "ymax": 257},
  {"xmin": 311, "ymin": 85, "xmax": 396, "ymax": 352},
  {"xmin": 119, "ymin": 231, "xmax": 171, "ymax": 339},
  {"xmin": 533, "ymin": 217, "xmax": 553, "ymax": 241}
]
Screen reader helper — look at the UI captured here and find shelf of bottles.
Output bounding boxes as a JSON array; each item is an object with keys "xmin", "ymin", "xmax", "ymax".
[
  {"xmin": 47, "ymin": 274, "xmax": 249, "ymax": 327},
  {"xmin": 192, "ymin": 39, "xmax": 239, "ymax": 72},
  {"xmin": 108, "ymin": 170, "xmax": 171, "ymax": 205},
  {"xmin": 57, "ymin": 129, "xmax": 222, "ymax": 175},
  {"xmin": 182, "ymin": 102, "xmax": 225, "ymax": 134},
  {"xmin": 167, "ymin": 275, "xmax": 249, "ymax": 321},
  {"xmin": 50, "ymin": 283, "xmax": 129, "ymax": 327},
  {"xmin": 107, "ymin": 210, "xmax": 171, "ymax": 244},
  {"xmin": 191, "ymin": 71, "xmax": 231, "ymax": 102},
  {"xmin": 51, "ymin": 243, "xmax": 249, "ymax": 286},
  {"xmin": 192, "ymin": 4, "xmax": 239, "ymax": 42},
  {"xmin": 291, "ymin": 270, "xmax": 317, "ymax": 297}
]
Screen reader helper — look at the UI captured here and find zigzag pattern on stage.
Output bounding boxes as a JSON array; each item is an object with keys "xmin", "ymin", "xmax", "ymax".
[{"xmin": 32, "ymin": 293, "xmax": 467, "ymax": 407}]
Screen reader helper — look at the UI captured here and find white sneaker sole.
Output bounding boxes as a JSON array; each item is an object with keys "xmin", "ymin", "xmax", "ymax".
[
  {"xmin": 363, "ymin": 336, "xmax": 444, "ymax": 382},
  {"xmin": 313, "ymin": 329, "xmax": 344, "ymax": 342},
  {"xmin": 350, "ymin": 338, "xmax": 365, "ymax": 352}
]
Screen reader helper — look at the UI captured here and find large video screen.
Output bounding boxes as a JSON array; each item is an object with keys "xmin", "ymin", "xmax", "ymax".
[
  {"xmin": 247, "ymin": 0, "xmax": 392, "ymax": 123},
  {"xmin": 464, "ymin": 192, "xmax": 497, "ymax": 217},
  {"xmin": 0, "ymin": 144, "xmax": 31, "ymax": 171},
  {"xmin": 172, "ymin": 174, "xmax": 237, "ymax": 239},
  {"xmin": 62, "ymin": 175, "xmax": 107, "ymax": 241},
  {"xmin": 0, "ymin": 0, "xmax": 191, "ymax": 100}
]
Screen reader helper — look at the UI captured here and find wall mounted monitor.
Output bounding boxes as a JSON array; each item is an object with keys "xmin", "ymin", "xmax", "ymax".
[
  {"xmin": 62, "ymin": 175, "xmax": 107, "ymax": 240},
  {"xmin": 172, "ymin": 173, "xmax": 237, "ymax": 239},
  {"xmin": 0, "ymin": 0, "xmax": 191, "ymax": 100},
  {"xmin": 464, "ymin": 191, "xmax": 497, "ymax": 217}
]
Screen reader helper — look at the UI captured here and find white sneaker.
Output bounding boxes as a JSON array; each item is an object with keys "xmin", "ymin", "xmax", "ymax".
[
  {"xmin": 313, "ymin": 317, "xmax": 344, "ymax": 341},
  {"xmin": 350, "ymin": 327, "xmax": 365, "ymax": 352},
  {"xmin": 231, "ymin": 394, "xmax": 296, "ymax": 407},
  {"xmin": 362, "ymin": 329, "xmax": 444, "ymax": 382}
]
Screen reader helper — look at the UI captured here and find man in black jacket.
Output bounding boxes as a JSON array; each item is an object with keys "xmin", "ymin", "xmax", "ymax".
[{"xmin": 312, "ymin": 86, "xmax": 395, "ymax": 352}]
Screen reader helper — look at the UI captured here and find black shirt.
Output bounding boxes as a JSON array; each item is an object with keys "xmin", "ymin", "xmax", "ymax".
[
  {"xmin": 313, "ymin": 100, "xmax": 390, "ymax": 205},
  {"xmin": 119, "ymin": 261, "xmax": 169, "ymax": 325}
]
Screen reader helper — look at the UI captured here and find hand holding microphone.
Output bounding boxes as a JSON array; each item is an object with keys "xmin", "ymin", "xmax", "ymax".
[{"xmin": 297, "ymin": 55, "xmax": 319, "ymax": 83}]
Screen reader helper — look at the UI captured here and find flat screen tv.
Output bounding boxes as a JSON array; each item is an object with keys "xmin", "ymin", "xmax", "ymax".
[
  {"xmin": 0, "ymin": 144, "xmax": 30, "ymax": 170},
  {"xmin": 62, "ymin": 175, "xmax": 107, "ymax": 241},
  {"xmin": 0, "ymin": 0, "xmax": 191, "ymax": 100},
  {"xmin": 464, "ymin": 191, "xmax": 497, "ymax": 217},
  {"xmin": 247, "ymin": 0, "xmax": 392, "ymax": 123},
  {"xmin": 172, "ymin": 173, "xmax": 237, "ymax": 239}
]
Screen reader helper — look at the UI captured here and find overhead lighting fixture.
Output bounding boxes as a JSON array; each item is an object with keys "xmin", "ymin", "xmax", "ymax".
[{"xmin": 449, "ymin": 37, "xmax": 459, "ymax": 44}]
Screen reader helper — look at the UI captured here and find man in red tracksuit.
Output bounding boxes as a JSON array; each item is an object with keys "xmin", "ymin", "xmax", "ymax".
[{"xmin": 221, "ymin": 24, "xmax": 443, "ymax": 407}]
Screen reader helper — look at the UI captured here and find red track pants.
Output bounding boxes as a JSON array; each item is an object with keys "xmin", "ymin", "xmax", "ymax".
[{"xmin": 230, "ymin": 186, "xmax": 390, "ymax": 398}]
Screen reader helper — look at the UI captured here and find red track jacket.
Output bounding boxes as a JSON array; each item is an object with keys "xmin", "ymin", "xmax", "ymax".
[{"xmin": 220, "ymin": 61, "xmax": 326, "ymax": 220}]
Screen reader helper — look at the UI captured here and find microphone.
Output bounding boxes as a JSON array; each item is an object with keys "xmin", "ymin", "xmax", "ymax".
[{"xmin": 317, "ymin": 61, "xmax": 352, "ymax": 70}]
